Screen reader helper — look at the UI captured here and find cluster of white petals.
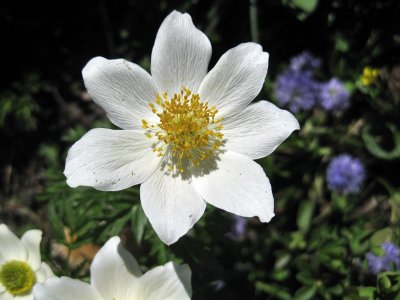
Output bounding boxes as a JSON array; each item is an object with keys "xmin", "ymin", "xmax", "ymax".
[
  {"xmin": 64, "ymin": 11, "xmax": 300, "ymax": 245},
  {"xmin": 0, "ymin": 224, "xmax": 54, "ymax": 300},
  {"xmin": 33, "ymin": 236, "xmax": 191, "ymax": 300}
]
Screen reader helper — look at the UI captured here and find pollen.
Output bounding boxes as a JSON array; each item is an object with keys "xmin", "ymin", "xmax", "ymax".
[
  {"xmin": 0, "ymin": 260, "xmax": 36, "ymax": 296},
  {"xmin": 142, "ymin": 87, "xmax": 224, "ymax": 173}
]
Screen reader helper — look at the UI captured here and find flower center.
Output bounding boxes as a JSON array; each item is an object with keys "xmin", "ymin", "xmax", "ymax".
[
  {"xmin": 142, "ymin": 87, "xmax": 224, "ymax": 173},
  {"xmin": 0, "ymin": 260, "xmax": 36, "ymax": 296}
]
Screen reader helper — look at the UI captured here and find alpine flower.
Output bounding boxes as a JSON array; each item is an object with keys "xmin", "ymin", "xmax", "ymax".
[
  {"xmin": 275, "ymin": 70, "xmax": 319, "ymax": 112},
  {"xmin": 326, "ymin": 154, "xmax": 366, "ymax": 194},
  {"xmin": 289, "ymin": 51, "xmax": 321, "ymax": 73},
  {"xmin": 64, "ymin": 11, "xmax": 299, "ymax": 244},
  {"xmin": 33, "ymin": 236, "xmax": 192, "ymax": 300},
  {"xmin": 0, "ymin": 224, "xmax": 54, "ymax": 299},
  {"xmin": 360, "ymin": 66, "xmax": 380, "ymax": 86},
  {"xmin": 366, "ymin": 242, "xmax": 400, "ymax": 274},
  {"xmin": 318, "ymin": 78, "xmax": 350, "ymax": 112}
]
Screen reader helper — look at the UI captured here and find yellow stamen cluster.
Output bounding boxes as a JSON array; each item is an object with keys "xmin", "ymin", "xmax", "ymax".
[
  {"xmin": 142, "ymin": 87, "xmax": 223, "ymax": 173},
  {"xmin": 0, "ymin": 260, "xmax": 36, "ymax": 296}
]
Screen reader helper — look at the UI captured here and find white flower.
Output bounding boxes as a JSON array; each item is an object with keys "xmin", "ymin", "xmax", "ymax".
[
  {"xmin": 0, "ymin": 224, "xmax": 54, "ymax": 300},
  {"xmin": 33, "ymin": 236, "xmax": 192, "ymax": 300},
  {"xmin": 64, "ymin": 11, "xmax": 300, "ymax": 245}
]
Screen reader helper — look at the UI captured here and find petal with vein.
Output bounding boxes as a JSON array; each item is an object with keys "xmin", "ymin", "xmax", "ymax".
[
  {"xmin": 193, "ymin": 151, "xmax": 274, "ymax": 222},
  {"xmin": 91, "ymin": 237, "xmax": 141, "ymax": 300},
  {"xmin": 223, "ymin": 101, "xmax": 300, "ymax": 159},
  {"xmin": 0, "ymin": 224, "xmax": 26, "ymax": 261},
  {"xmin": 21, "ymin": 229, "xmax": 42, "ymax": 271},
  {"xmin": 140, "ymin": 170, "xmax": 206, "ymax": 245},
  {"xmin": 151, "ymin": 11, "xmax": 211, "ymax": 95},
  {"xmin": 64, "ymin": 128, "xmax": 161, "ymax": 191},
  {"xmin": 33, "ymin": 277, "xmax": 101, "ymax": 300},
  {"xmin": 132, "ymin": 262, "xmax": 192, "ymax": 300},
  {"xmin": 199, "ymin": 43, "xmax": 269, "ymax": 118},
  {"xmin": 82, "ymin": 56, "xmax": 158, "ymax": 130}
]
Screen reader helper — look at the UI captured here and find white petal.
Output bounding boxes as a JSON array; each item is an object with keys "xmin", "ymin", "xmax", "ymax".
[
  {"xmin": 0, "ymin": 283, "xmax": 4, "ymax": 293},
  {"xmin": 151, "ymin": 11, "xmax": 211, "ymax": 95},
  {"xmin": 0, "ymin": 224, "xmax": 26, "ymax": 261},
  {"xmin": 199, "ymin": 43, "xmax": 269, "ymax": 118},
  {"xmin": 33, "ymin": 277, "xmax": 101, "ymax": 300},
  {"xmin": 132, "ymin": 262, "xmax": 192, "ymax": 300},
  {"xmin": 140, "ymin": 170, "xmax": 206, "ymax": 245},
  {"xmin": 64, "ymin": 128, "xmax": 161, "ymax": 191},
  {"xmin": 193, "ymin": 151, "xmax": 274, "ymax": 222},
  {"xmin": 20, "ymin": 230, "xmax": 42, "ymax": 271},
  {"xmin": 223, "ymin": 101, "xmax": 300, "ymax": 159},
  {"xmin": 91, "ymin": 237, "xmax": 141, "ymax": 299},
  {"xmin": 35, "ymin": 262, "xmax": 55, "ymax": 283},
  {"xmin": 0, "ymin": 292, "xmax": 13, "ymax": 300},
  {"xmin": 82, "ymin": 56, "xmax": 158, "ymax": 130}
]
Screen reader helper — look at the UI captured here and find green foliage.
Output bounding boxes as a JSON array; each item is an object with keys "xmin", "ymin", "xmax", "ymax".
[{"xmin": 0, "ymin": 73, "xmax": 44, "ymax": 130}]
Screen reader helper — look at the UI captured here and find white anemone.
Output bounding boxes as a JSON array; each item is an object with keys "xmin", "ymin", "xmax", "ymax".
[
  {"xmin": 33, "ymin": 236, "xmax": 192, "ymax": 300},
  {"xmin": 0, "ymin": 224, "xmax": 54, "ymax": 300},
  {"xmin": 64, "ymin": 11, "xmax": 300, "ymax": 245}
]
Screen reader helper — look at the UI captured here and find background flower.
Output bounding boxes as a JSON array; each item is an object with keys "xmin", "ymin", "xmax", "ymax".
[
  {"xmin": 289, "ymin": 51, "xmax": 321, "ymax": 73},
  {"xmin": 366, "ymin": 242, "xmax": 400, "ymax": 274},
  {"xmin": 326, "ymin": 154, "xmax": 366, "ymax": 194},
  {"xmin": 275, "ymin": 70, "xmax": 319, "ymax": 112},
  {"xmin": 0, "ymin": 224, "xmax": 54, "ymax": 299},
  {"xmin": 34, "ymin": 236, "xmax": 192, "ymax": 300},
  {"xmin": 318, "ymin": 78, "xmax": 350, "ymax": 112}
]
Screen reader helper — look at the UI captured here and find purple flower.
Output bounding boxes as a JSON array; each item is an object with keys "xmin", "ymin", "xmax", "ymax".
[
  {"xmin": 326, "ymin": 154, "xmax": 365, "ymax": 194},
  {"xmin": 366, "ymin": 242, "xmax": 400, "ymax": 274},
  {"xmin": 318, "ymin": 78, "xmax": 350, "ymax": 112},
  {"xmin": 275, "ymin": 70, "xmax": 319, "ymax": 112},
  {"xmin": 289, "ymin": 52, "xmax": 321, "ymax": 73}
]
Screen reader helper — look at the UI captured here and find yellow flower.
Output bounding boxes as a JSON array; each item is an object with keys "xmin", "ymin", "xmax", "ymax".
[{"xmin": 360, "ymin": 67, "xmax": 380, "ymax": 86}]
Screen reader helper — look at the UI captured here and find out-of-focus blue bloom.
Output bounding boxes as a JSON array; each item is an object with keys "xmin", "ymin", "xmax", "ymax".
[
  {"xmin": 289, "ymin": 51, "xmax": 321, "ymax": 73},
  {"xmin": 326, "ymin": 154, "xmax": 365, "ymax": 194},
  {"xmin": 210, "ymin": 280, "xmax": 226, "ymax": 291},
  {"xmin": 275, "ymin": 70, "xmax": 319, "ymax": 112},
  {"xmin": 226, "ymin": 215, "xmax": 247, "ymax": 241},
  {"xmin": 366, "ymin": 242, "xmax": 400, "ymax": 274},
  {"xmin": 318, "ymin": 78, "xmax": 350, "ymax": 112},
  {"xmin": 232, "ymin": 215, "xmax": 247, "ymax": 237}
]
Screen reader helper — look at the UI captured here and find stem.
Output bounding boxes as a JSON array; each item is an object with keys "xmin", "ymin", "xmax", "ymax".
[{"xmin": 249, "ymin": 0, "xmax": 259, "ymax": 43}]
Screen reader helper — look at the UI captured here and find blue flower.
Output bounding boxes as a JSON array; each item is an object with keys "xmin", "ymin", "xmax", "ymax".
[
  {"xmin": 275, "ymin": 70, "xmax": 319, "ymax": 112},
  {"xmin": 318, "ymin": 78, "xmax": 350, "ymax": 112},
  {"xmin": 366, "ymin": 242, "xmax": 400, "ymax": 274},
  {"xmin": 289, "ymin": 52, "xmax": 321, "ymax": 73},
  {"xmin": 326, "ymin": 154, "xmax": 365, "ymax": 194}
]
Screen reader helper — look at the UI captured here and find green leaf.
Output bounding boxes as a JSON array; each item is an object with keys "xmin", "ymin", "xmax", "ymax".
[
  {"xmin": 294, "ymin": 285, "xmax": 317, "ymax": 300},
  {"xmin": 297, "ymin": 201, "xmax": 315, "ymax": 233},
  {"xmin": 255, "ymin": 282, "xmax": 292, "ymax": 300},
  {"xmin": 362, "ymin": 123, "xmax": 400, "ymax": 160},
  {"xmin": 370, "ymin": 228, "xmax": 392, "ymax": 247},
  {"xmin": 359, "ymin": 287, "xmax": 377, "ymax": 299},
  {"xmin": 291, "ymin": 0, "xmax": 318, "ymax": 12},
  {"xmin": 281, "ymin": 0, "xmax": 318, "ymax": 20},
  {"xmin": 130, "ymin": 205, "xmax": 148, "ymax": 245}
]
